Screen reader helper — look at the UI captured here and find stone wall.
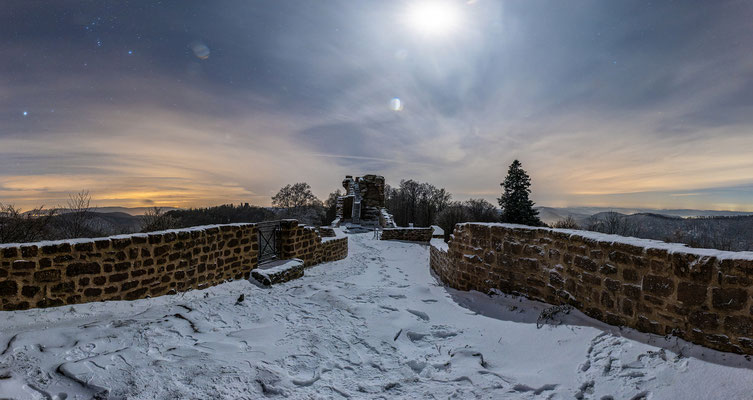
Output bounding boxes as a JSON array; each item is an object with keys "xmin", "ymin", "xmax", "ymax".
[
  {"xmin": 0, "ymin": 220, "xmax": 350, "ymax": 311},
  {"xmin": 319, "ymin": 227, "xmax": 336, "ymax": 238},
  {"xmin": 0, "ymin": 224, "xmax": 258, "ymax": 311},
  {"xmin": 430, "ymin": 223, "xmax": 753, "ymax": 355},
  {"xmin": 280, "ymin": 220, "xmax": 348, "ymax": 267},
  {"xmin": 320, "ymin": 237, "xmax": 349, "ymax": 263},
  {"xmin": 381, "ymin": 227, "xmax": 433, "ymax": 242}
]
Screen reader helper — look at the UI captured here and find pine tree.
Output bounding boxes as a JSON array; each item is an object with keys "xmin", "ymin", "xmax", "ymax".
[{"xmin": 498, "ymin": 160, "xmax": 542, "ymax": 226}]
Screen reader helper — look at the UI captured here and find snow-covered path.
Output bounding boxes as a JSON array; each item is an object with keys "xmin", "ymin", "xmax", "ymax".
[{"xmin": 2, "ymin": 233, "xmax": 753, "ymax": 399}]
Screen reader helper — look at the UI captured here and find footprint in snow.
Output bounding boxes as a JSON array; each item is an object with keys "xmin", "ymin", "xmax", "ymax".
[
  {"xmin": 512, "ymin": 383, "xmax": 558, "ymax": 395},
  {"xmin": 405, "ymin": 331, "xmax": 429, "ymax": 342},
  {"xmin": 406, "ymin": 309, "xmax": 430, "ymax": 321}
]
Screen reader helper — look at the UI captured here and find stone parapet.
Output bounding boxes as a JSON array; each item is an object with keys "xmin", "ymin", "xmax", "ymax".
[
  {"xmin": 430, "ymin": 223, "xmax": 753, "ymax": 355},
  {"xmin": 0, "ymin": 219, "xmax": 349, "ymax": 311},
  {"xmin": 0, "ymin": 224, "xmax": 258, "ymax": 311},
  {"xmin": 280, "ymin": 220, "xmax": 348, "ymax": 267}
]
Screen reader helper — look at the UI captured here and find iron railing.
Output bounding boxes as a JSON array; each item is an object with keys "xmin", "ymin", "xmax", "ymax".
[{"xmin": 257, "ymin": 220, "xmax": 282, "ymax": 264}]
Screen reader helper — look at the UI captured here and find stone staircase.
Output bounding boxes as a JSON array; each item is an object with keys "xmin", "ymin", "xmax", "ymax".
[{"xmin": 351, "ymin": 180, "xmax": 361, "ymax": 224}]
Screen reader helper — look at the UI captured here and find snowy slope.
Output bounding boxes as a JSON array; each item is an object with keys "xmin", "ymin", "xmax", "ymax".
[{"xmin": 1, "ymin": 233, "xmax": 752, "ymax": 399}]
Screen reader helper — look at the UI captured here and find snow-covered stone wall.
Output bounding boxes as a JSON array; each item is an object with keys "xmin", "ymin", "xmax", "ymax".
[
  {"xmin": 431, "ymin": 223, "xmax": 753, "ymax": 355},
  {"xmin": 280, "ymin": 220, "xmax": 348, "ymax": 267},
  {"xmin": 0, "ymin": 220, "xmax": 349, "ymax": 311},
  {"xmin": 0, "ymin": 224, "xmax": 258, "ymax": 311}
]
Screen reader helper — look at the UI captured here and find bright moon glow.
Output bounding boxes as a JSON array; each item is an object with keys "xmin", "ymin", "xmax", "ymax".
[{"xmin": 404, "ymin": 1, "xmax": 463, "ymax": 37}]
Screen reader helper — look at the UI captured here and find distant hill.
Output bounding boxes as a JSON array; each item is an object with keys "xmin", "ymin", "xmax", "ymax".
[
  {"xmin": 87, "ymin": 212, "xmax": 143, "ymax": 234},
  {"xmin": 536, "ymin": 207, "xmax": 593, "ymax": 226},
  {"xmin": 536, "ymin": 206, "xmax": 753, "ymax": 226},
  {"xmin": 91, "ymin": 207, "xmax": 180, "ymax": 216},
  {"xmin": 562, "ymin": 211, "xmax": 753, "ymax": 252}
]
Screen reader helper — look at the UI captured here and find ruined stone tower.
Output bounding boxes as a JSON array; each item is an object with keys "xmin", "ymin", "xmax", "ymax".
[{"xmin": 334, "ymin": 174, "xmax": 393, "ymax": 227}]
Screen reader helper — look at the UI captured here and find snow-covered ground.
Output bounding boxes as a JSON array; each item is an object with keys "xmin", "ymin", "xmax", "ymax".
[{"xmin": 2, "ymin": 233, "xmax": 753, "ymax": 399}]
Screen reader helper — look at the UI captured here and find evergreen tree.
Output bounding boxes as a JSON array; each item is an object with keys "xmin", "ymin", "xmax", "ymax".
[{"xmin": 498, "ymin": 160, "xmax": 542, "ymax": 226}]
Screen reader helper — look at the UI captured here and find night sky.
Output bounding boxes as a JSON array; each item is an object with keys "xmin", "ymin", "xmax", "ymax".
[{"xmin": 2, "ymin": 0, "xmax": 753, "ymax": 210}]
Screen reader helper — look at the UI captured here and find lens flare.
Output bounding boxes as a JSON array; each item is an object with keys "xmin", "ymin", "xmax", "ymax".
[
  {"xmin": 191, "ymin": 42, "xmax": 211, "ymax": 60},
  {"xmin": 390, "ymin": 97, "xmax": 404, "ymax": 111}
]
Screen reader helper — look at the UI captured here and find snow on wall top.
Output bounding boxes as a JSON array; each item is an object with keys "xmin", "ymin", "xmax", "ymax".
[
  {"xmin": 458, "ymin": 222, "xmax": 753, "ymax": 261},
  {"xmin": 254, "ymin": 258, "xmax": 304, "ymax": 277},
  {"xmin": 383, "ymin": 227, "xmax": 433, "ymax": 230},
  {"xmin": 0, "ymin": 223, "xmax": 257, "ymax": 249},
  {"xmin": 430, "ymin": 238, "xmax": 449, "ymax": 252},
  {"xmin": 321, "ymin": 227, "xmax": 347, "ymax": 242}
]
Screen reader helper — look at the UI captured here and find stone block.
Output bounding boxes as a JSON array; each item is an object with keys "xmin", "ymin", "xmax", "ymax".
[
  {"xmin": 12, "ymin": 260, "xmax": 36, "ymax": 270},
  {"xmin": 673, "ymin": 254, "xmax": 714, "ymax": 284},
  {"xmin": 622, "ymin": 268, "xmax": 639, "ymax": 282},
  {"xmin": 724, "ymin": 315, "xmax": 753, "ymax": 336},
  {"xmin": 677, "ymin": 282, "xmax": 707, "ymax": 306},
  {"xmin": 66, "ymin": 262, "xmax": 101, "ymax": 277},
  {"xmin": 689, "ymin": 311, "xmax": 719, "ymax": 330},
  {"xmin": 712, "ymin": 288, "xmax": 748, "ymax": 311},
  {"xmin": 574, "ymin": 255, "xmax": 598, "ymax": 272},
  {"xmin": 599, "ymin": 263, "xmax": 617, "ymax": 275},
  {"xmin": 37, "ymin": 298, "xmax": 64, "ymax": 308},
  {"xmin": 608, "ymin": 251, "xmax": 631, "ymax": 265},
  {"xmin": 84, "ymin": 288, "xmax": 102, "ymax": 297},
  {"xmin": 0, "ymin": 280, "xmax": 19, "ymax": 297},
  {"xmin": 604, "ymin": 278, "xmax": 621, "ymax": 292},
  {"xmin": 642, "ymin": 275, "xmax": 674, "ymax": 297},
  {"xmin": 2, "ymin": 248, "xmax": 18, "ymax": 258}
]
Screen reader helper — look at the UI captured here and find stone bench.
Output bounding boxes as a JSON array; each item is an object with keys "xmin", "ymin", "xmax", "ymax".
[{"xmin": 251, "ymin": 258, "xmax": 304, "ymax": 286}]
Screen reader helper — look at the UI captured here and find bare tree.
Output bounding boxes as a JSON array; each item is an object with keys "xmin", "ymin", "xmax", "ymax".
[
  {"xmin": 384, "ymin": 180, "xmax": 452, "ymax": 227},
  {"xmin": 585, "ymin": 211, "xmax": 638, "ymax": 237},
  {"xmin": 401, "ymin": 179, "xmax": 423, "ymax": 225},
  {"xmin": 464, "ymin": 198, "xmax": 499, "ymax": 222},
  {"xmin": 0, "ymin": 204, "xmax": 56, "ymax": 243},
  {"xmin": 140, "ymin": 207, "xmax": 178, "ymax": 232},
  {"xmin": 324, "ymin": 189, "xmax": 342, "ymax": 224},
  {"xmin": 272, "ymin": 183, "xmax": 321, "ymax": 209},
  {"xmin": 552, "ymin": 216, "xmax": 580, "ymax": 230},
  {"xmin": 271, "ymin": 183, "xmax": 325, "ymax": 225},
  {"xmin": 56, "ymin": 190, "xmax": 98, "ymax": 238},
  {"xmin": 436, "ymin": 202, "xmax": 469, "ymax": 242}
]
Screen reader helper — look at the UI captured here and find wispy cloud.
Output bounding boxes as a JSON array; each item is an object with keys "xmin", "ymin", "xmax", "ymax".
[{"xmin": 2, "ymin": 1, "xmax": 753, "ymax": 211}]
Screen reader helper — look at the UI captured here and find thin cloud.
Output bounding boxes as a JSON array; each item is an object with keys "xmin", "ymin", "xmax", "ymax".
[{"xmin": 1, "ymin": 1, "xmax": 752, "ymax": 211}]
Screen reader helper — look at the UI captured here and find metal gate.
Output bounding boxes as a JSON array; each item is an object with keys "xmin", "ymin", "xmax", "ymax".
[{"xmin": 258, "ymin": 221, "xmax": 281, "ymax": 264}]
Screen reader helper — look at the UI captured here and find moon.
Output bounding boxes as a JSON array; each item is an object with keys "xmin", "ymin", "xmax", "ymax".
[{"xmin": 404, "ymin": 1, "xmax": 463, "ymax": 37}]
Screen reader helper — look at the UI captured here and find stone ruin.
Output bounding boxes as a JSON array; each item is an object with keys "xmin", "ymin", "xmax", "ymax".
[{"xmin": 334, "ymin": 174, "xmax": 394, "ymax": 227}]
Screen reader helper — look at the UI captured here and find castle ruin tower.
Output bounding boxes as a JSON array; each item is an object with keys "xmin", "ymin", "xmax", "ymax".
[{"xmin": 334, "ymin": 174, "xmax": 391, "ymax": 227}]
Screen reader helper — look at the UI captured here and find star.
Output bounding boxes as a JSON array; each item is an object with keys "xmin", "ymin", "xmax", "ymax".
[
  {"xmin": 128, "ymin": 50, "xmax": 133, "ymax": 55},
  {"xmin": 22, "ymin": 111, "xmax": 28, "ymax": 116}
]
